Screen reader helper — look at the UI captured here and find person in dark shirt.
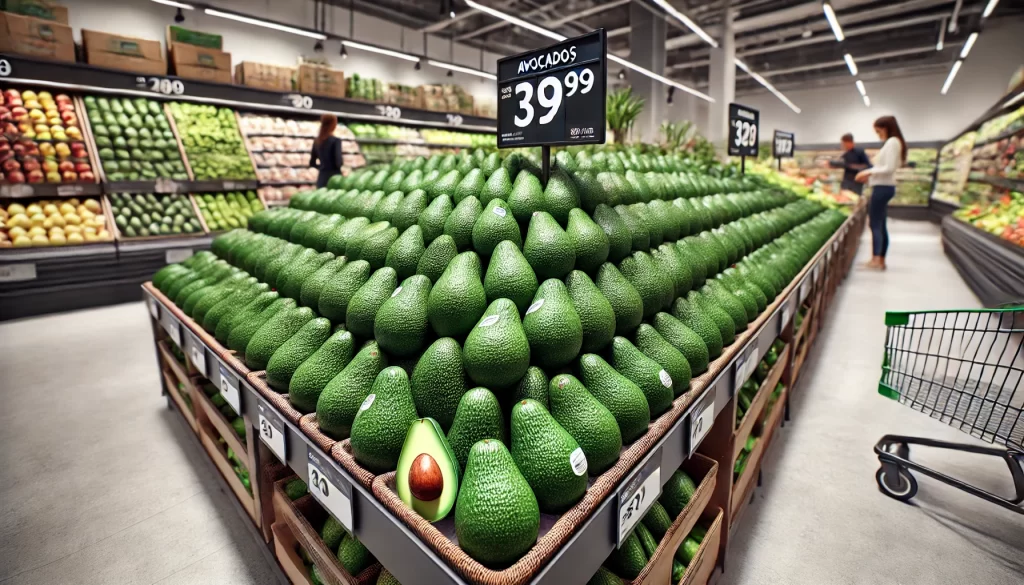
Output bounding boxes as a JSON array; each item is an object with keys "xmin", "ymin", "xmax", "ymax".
[
  {"xmin": 828, "ymin": 133, "xmax": 871, "ymax": 194},
  {"xmin": 310, "ymin": 113, "xmax": 343, "ymax": 188}
]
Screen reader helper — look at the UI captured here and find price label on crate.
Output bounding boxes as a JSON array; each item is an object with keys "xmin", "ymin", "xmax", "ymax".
[
  {"xmin": 0, "ymin": 263, "xmax": 37, "ymax": 283},
  {"xmin": 165, "ymin": 248, "xmax": 193, "ymax": 264},
  {"xmin": 733, "ymin": 345, "xmax": 758, "ymax": 388},
  {"xmin": 161, "ymin": 310, "xmax": 182, "ymax": 347},
  {"xmin": 217, "ymin": 364, "xmax": 242, "ymax": 415},
  {"xmin": 154, "ymin": 177, "xmax": 179, "ymax": 194},
  {"xmin": 616, "ymin": 457, "xmax": 661, "ymax": 547},
  {"xmin": 832, "ymin": 239, "xmax": 839, "ymax": 252},
  {"xmin": 184, "ymin": 332, "xmax": 207, "ymax": 377},
  {"xmin": 813, "ymin": 264, "xmax": 822, "ymax": 284},
  {"xmin": 307, "ymin": 451, "xmax": 353, "ymax": 531},
  {"xmin": 799, "ymin": 279, "xmax": 811, "ymax": 302},
  {"xmin": 687, "ymin": 387, "xmax": 716, "ymax": 456},
  {"xmin": 257, "ymin": 400, "xmax": 287, "ymax": 462},
  {"xmin": 0, "ymin": 184, "xmax": 33, "ymax": 197},
  {"xmin": 56, "ymin": 184, "xmax": 84, "ymax": 197},
  {"xmin": 781, "ymin": 299, "xmax": 793, "ymax": 330},
  {"xmin": 147, "ymin": 295, "xmax": 160, "ymax": 320}
]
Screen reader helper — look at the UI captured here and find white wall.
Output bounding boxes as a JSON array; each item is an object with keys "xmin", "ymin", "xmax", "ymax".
[
  {"xmin": 737, "ymin": 20, "xmax": 1024, "ymax": 146},
  {"xmin": 62, "ymin": 0, "xmax": 500, "ymax": 106}
]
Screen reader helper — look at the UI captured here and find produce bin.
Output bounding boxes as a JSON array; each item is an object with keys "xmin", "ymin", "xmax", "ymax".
[
  {"xmin": 197, "ymin": 404, "xmax": 260, "ymax": 526},
  {"xmin": 733, "ymin": 343, "xmax": 789, "ymax": 463},
  {"xmin": 272, "ymin": 521, "xmax": 314, "ymax": 585},
  {"xmin": 678, "ymin": 509, "xmax": 723, "ymax": 585}
]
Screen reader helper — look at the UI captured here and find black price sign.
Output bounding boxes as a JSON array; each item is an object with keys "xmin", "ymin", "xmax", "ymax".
[
  {"xmin": 497, "ymin": 29, "xmax": 606, "ymax": 148},
  {"xmin": 773, "ymin": 130, "xmax": 795, "ymax": 159},
  {"xmin": 728, "ymin": 103, "xmax": 760, "ymax": 157}
]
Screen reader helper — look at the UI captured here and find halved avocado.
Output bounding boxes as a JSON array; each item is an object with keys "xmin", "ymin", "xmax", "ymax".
[{"xmin": 396, "ymin": 417, "xmax": 460, "ymax": 522}]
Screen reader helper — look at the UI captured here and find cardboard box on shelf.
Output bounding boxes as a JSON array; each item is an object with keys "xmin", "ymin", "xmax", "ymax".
[
  {"xmin": 297, "ymin": 64, "xmax": 345, "ymax": 98},
  {"xmin": 0, "ymin": 10, "xmax": 73, "ymax": 62},
  {"xmin": 82, "ymin": 29, "xmax": 166, "ymax": 75},
  {"xmin": 235, "ymin": 61, "xmax": 294, "ymax": 92},
  {"xmin": 166, "ymin": 24, "xmax": 223, "ymax": 50},
  {"xmin": 386, "ymin": 83, "xmax": 421, "ymax": 108},
  {"xmin": 170, "ymin": 42, "xmax": 232, "ymax": 84},
  {"xmin": 1, "ymin": 0, "xmax": 68, "ymax": 23}
]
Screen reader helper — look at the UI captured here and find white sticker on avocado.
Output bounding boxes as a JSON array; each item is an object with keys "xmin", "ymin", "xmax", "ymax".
[
  {"xmin": 391, "ymin": 286, "xmax": 402, "ymax": 298},
  {"xmin": 478, "ymin": 315, "xmax": 500, "ymax": 327},
  {"xmin": 492, "ymin": 206, "xmax": 507, "ymax": 218},
  {"xmin": 525, "ymin": 299, "xmax": 544, "ymax": 315},
  {"xmin": 570, "ymin": 447, "xmax": 588, "ymax": 476},
  {"xmin": 659, "ymin": 370, "xmax": 673, "ymax": 389},
  {"xmin": 359, "ymin": 393, "xmax": 376, "ymax": 412}
]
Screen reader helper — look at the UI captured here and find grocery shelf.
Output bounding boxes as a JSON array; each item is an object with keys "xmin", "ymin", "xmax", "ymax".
[
  {"xmin": 141, "ymin": 203, "xmax": 863, "ymax": 585},
  {"xmin": 105, "ymin": 178, "xmax": 260, "ymax": 195},
  {"xmin": 0, "ymin": 242, "xmax": 116, "ymax": 262},
  {"xmin": 941, "ymin": 216, "xmax": 1024, "ymax": 308},
  {"xmin": 973, "ymin": 127, "xmax": 1024, "ymax": 148},
  {"xmin": 0, "ymin": 182, "xmax": 104, "ymax": 199},
  {"xmin": 117, "ymin": 235, "xmax": 214, "ymax": 253},
  {"xmin": 354, "ymin": 138, "xmax": 475, "ymax": 148},
  {"xmin": 0, "ymin": 54, "xmax": 497, "ymax": 133},
  {"xmin": 967, "ymin": 175, "xmax": 1024, "ymax": 191}
]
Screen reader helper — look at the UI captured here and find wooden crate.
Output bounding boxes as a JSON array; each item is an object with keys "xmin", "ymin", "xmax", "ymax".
[
  {"xmin": 161, "ymin": 368, "xmax": 199, "ymax": 434},
  {"xmin": 732, "ymin": 343, "xmax": 788, "ymax": 463},
  {"xmin": 679, "ymin": 508, "xmax": 724, "ymax": 585},
  {"xmin": 272, "ymin": 522, "xmax": 314, "ymax": 585},
  {"xmin": 626, "ymin": 454, "xmax": 718, "ymax": 585},
  {"xmin": 196, "ymin": 399, "xmax": 260, "ymax": 526}
]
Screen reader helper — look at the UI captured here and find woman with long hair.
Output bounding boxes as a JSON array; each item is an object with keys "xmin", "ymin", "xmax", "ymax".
[
  {"xmin": 855, "ymin": 115, "xmax": 907, "ymax": 270},
  {"xmin": 309, "ymin": 113, "xmax": 343, "ymax": 188}
]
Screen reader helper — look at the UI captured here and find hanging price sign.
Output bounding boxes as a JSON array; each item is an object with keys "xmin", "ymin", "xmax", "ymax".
[
  {"xmin": 497, "ymin": 29, "xmax": 606, "ymax": 148},
  {"xmin": 307, "ymin": 451, "xmax": 353, "ymax": 531},
  {"xmin": 728, "ymin": 103, "xmax": 760, "ymax": 157}
]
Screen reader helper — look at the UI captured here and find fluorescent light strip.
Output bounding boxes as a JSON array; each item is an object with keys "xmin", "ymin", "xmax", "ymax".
[
  {"xmin": 427, "ymin": 60, "xmax": 496, "ymax": 80},
  {"xmin": 863, "ymin": 94, "xmax": 871, "ymax": 107},
  {"xmin": 608, "ymin": 55, "xmax": 713, "ymax": 102},
  {"xmin": 960, "ymin": 32, "xmax": 978, "ymax": 59},
  {"xmin": 464, "ymin": 1, "xmax": 711, "ymax": 102},
  {"xmin": 844, "ymin": 53, "xmax": 858, "ymax": 75},
  {"xmin": 735, "ymin": 58, "xmax": 801, "ymax": 113},
  {"xmin": 823, "ymin": 3, "xmax": 845, "ymax": 41},
  {"xmin": 342, "ymin": 40, "xmax": 421, "ymax": 62},
  {"xmin": 649, "ymin": 0, "xmax": 718, "ymax": 48},
  {"xmin": 983, "ymin": 0, "xmax": 1000, "ymax": 18},
  {"xmin": 941, "ymin": 60, "xmax": 963, "ymax": 95},
  {"xmin": 204, "ymin": 9, "xmax": 326, "ymax": 39},
  {"xmin": 464, "ymin": 0, "xmax": 565, "ymax": 42},
  {"xmin": 152, "ymin": 0, "xmax": 194, "ymax": 9},
  {"xmin": 856, "ymin": 80, "xmax": 866, "ymax": 95}
]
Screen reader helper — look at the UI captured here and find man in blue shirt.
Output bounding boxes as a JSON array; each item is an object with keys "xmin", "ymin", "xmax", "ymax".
[{"xmin": 829, "ymin": 133, "xmax": 871, "ymax": 195}]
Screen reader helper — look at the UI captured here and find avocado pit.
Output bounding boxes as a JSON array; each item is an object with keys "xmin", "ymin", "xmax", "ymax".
[{"xmin": 409, "ymin": 453, "xmax": 443, "ymax": 501}]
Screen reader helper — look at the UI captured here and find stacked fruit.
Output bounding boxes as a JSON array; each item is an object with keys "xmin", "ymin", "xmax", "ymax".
[
  {"xmin": 152, "ymin": 146, "xmax": 843, "ymax": 570},
  {"xmin": 1, "ymin": 88, "xmax": 95, "ymax": 184},
  {"xmin": 736, "ymin": 338, "xmax": 784, "ymax": 424},
  {"xmin": 168, "ymin": 102, "xmax": 255, "ymax": 180},
  {"xmin": 83, "ymin": 95, "xmax": 189, "ymax": 182},
  {"xmin": 1, "ymin": 198, "xmax": 110, "ymax": 247},
  {"xmin": 954, "ymin": 191, "xmax": 1024, "ymax": 246},
  {"xmin": 194, "ymin": 191, "xmax": 263, "ymax": 231},
  {"xmin": 110, "ymin": 193, "xmax": 203, "ymax": 238}
]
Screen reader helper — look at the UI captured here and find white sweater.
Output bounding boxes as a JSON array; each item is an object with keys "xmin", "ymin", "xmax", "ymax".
[{"xmin": 866, "ymin": 137, "xmax": 903, "ymax": 187}]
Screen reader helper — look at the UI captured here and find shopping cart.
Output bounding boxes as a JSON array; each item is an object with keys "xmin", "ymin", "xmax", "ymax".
[{"xmin": 874, "ymin": 308, "xmax": 1024, "ymax": 513}]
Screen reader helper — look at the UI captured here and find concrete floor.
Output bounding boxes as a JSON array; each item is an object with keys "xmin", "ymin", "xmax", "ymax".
[{"xmin": 0, "ymin": 219, "xmax": 1020, "ymax": 585}]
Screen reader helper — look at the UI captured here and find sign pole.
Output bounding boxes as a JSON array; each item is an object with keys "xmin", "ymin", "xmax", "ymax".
[
  {"xmin": 542, "ymin": 145, "xmax": 551, "ymax": 186},
  {"xmin": 741, "ymin": 155, "xmax": 745, "ymax": 175}
]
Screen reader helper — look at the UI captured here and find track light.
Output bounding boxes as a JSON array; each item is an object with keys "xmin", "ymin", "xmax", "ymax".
[
  {"xmin": 447, "ymin": 70, "xmax": 454, "ymax": 77},
  {"xmin": 667, "ymin": 87, "xmax": 675, "ymax": 104},
  {"xmin": 960, "ymin": 32, "xmax": 978, "ymax": 59},
  {"xmin": 342, "ymin": 40, "xmax": 421, "ymax": 62},
  {"xmin": 151, "ymin": 0, "xmax": 193, "ymax": 9},
  {"xmin": 617, "ymin": 69, "xmax": 626, "ymax": 80},
  {"xmin": 174, "ymin": 7, "xmax": 185, "ymax": 23},
  {"xmin": 314, "ymin": 40, "xmax": 324, "ymax": 53},
  {"xmin": 414, "ymin": 60, "xmax": 421, "ymax": 70},
  {"xmin": 863, "ymin": 95, "xmax": 871, "ymax": 107},
  {"xmin": 340, "ymin": 44, "xmax": 348, "ymax": 58},
  {"xmin": 843, "ymin": 54, "xmax": 858, "ymax": 76},
  {"xmin": 427, "ymin": 60, "xmax": 496, "ymax": 80},
  {"xmin": 735, "ymin": 58, "xmax": 801, "ymax": 113},
  {"xmin": 822, "ymin": 3, "xmax": 845, "ymax": 42},
  {"xmin": 941, "ymin": 60, "xmax": 963, "ymax": 95},
  {"xmin": 649, "ymin": 0, "xmax": 718, "ymax": 48}
]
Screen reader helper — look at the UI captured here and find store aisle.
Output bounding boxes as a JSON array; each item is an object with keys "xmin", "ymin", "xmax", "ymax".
[
  {"xmin": 0, "ymin": 304, "xmax": 282, "ymax": 585},
  {"xmin": 724, "ymin": 219, "xmax": 1024, "ymax": 585}
]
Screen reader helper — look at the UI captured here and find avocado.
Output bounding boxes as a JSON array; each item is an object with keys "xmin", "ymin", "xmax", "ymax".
[
  {"xmin": 300, "ymin": 257, "xmax": 347, "ymax": 310},
  {"xmin": 595, "ymin": 262, "xmax": 644, "ymax": 335},
  {"xmin": 523, "ymin": 211, "xmax": 575, "ymax": 280},
  {"xmin": 522, "ymin": 279, "xmax": 583, "ymax": 370},
  {"xmin": 483, "ymin": 240, "xmax": 538, "ymax": 315},
  {"xmin": 587, "ymin": 567, "xmax": 622, "ymax": 585},
  {"xmin": 391, "ymin": 190, "xmax": 428, "ymax": 231},
  {"xmin": 606, "ymin": 530, "xmax": 647, "ymax": 579},
  {"xmin": 634, "ymin": 324, "xmax": 692, "ymax": 396},
  {"xmin": 676, "ymin": 536, "xmax": 701, "ymax": 567},
  {"xmin": 265, "ymin": 318, "xmax": 332, "ymax": 391},
  {"xmin": 374, "ymin": 274, "xmax": 431, "ymax": 358},
  {"xmin": 415, "ymin": 234, "xmax": 458, "ymax": 283},
  {"xmin": 443, "ymin": 195, "xmax": 482, "ymax": 251},
  {"xmin": 566, "ymin": 208, "xmax": 610, "ymax": 272},
  {"xmin": 462, "ymin": 299, "xmax": 531, "ymax": 389},
  {"xmin": 578, "ymin": 353, "xmax": 650, "ymax": 443},
  {"xmin": 453, "ymin": 168, "xmax": 484, "ymax": 203},
  {"xmin": 396, "ymin": 417, "xmax": 460, "ymax": 522},
  {"xmin": 635, "ymin": 522, "xmax": 660, "ymax": 559},
  {"xmin": 471, "ymin": 198, "xmax": 521, "ymax": 257},
  {"xmin": 385, "ymin": 225, "xmax": 426, "ymax": 281},
  {"xmin": 446, "ymin": 387, "xmax": 505, "ymax": 474},
  {"xmin": 244, "ymin": 306, "xmax": 316, "ymax": 370},
  {"xmin": 619, "ymin": 251, "xmax": 674, "ymax": 319},
  {"xmin": 350, "ymin": 366, "xmax": 419, "ymax": 473},
  {"xmin": 373, "ymin": 191, "xmax": 405, "ymax": 223},
  {"xmin": 660, "ymin": 469, "xmax": 698, "ymax": 518},
  {"xmin": 318, "ymin": 260, "xmax": 372, "ymax": 323},
  {"xmin": 512, "ymin": 366, "xmax": 548, "ymax": 409},
  {"xmin": 337, "ymin": 533, "xmax": 376, "ymax": 575},
  {"xmin": 478, "ymin": 167, "xmax": 511, "ymax": 205},
  {"xmin": 510, "ymin": 398, "xmax": 587, "ymax": 513},
  {"xmin": 418, "ymin": 194, "xmax": 453, "ymax": 244},
  {"xmin": 641, "ymin": 500, "xmax": 673, "ymax": 541},
  {"xmin": 671, "ymin": 295, "xmax": 725, "ymax": 360},
  {"xmin": 564, "ymin": 270, "xmax": 616, "ymax": 354},
  {"xmin": 454, "ymin": 439, "xmax": 539, "ymax": 566},
  {"xmin": 410, "ymin": 337, "xmax": 467, "ymax": 432},
  {"xmin": 611, "ymin": 337, "xmax": 674, "ymax": 416},
  {"xmin": 540, "ymin": 168, "xmax": 580, "ymax": 226},
  {"xmin": 548, "ymin": 374, "xmax": 621, "ymax": 475},
  {"xmin": 289, "ymin": 329, "xmax": 355, "ymax": 413},
  {"xmin": 321, "ymin": 515, "xmax": 347, "ymax": 550},
  {"xmin": 315, "ymin": 341, "xmax": 388, "ymax": 439},
  {"xmin": 346, "ymin": 267, "xmax": 398, "ymax": 339},
  {"xmin": 427, "ymin": 251, "xmax": 486, "ymax": 338},
  {"xmin": 507, "ymin": 170, "xmax": 543, "ymax": 224}
]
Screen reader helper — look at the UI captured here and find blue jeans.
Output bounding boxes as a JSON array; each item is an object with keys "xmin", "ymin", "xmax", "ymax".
[{"xmin": 869, "ymin": 185, "xmax": 896, "ymax": 257}]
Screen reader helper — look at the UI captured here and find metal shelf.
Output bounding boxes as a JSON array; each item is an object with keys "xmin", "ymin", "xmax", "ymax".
[
  {"xmin": 106, "ymin": 178, "xmax": 259, "ymax": 195},
  {"xmin": 143, "ymin": 209, "xmax": 854, "ymax": 585},
  {"xmin": 0, "ymin": 242, "xmax": 116, "ymax": 262},
  {"xmin": 968, "ymin": 175, "xmax": 1024, "ymax": 191},
  {"xmin": 0, "ymin": 182, "xmax": 104, "ymax": 199}
]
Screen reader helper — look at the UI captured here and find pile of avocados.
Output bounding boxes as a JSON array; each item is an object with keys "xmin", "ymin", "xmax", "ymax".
[
  {"xmin": 83, "ymin": 96, "xmax": 189, "ymax": 182},
  {"xmin": 153, "ymin": 145, "xmax": 845, "ymax": 574},
  {"xmin": 110, "ymin": 193, "xmax": 203, "ymax": 238},
  {"xmin": 167, "ymin": 102, "xmax": 256, "ymax": 180}
]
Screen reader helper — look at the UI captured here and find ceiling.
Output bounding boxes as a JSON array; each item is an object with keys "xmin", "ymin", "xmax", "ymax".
[{"xmin": 333, "ymin": 0, "xmax": 1024, "ymax": 95}]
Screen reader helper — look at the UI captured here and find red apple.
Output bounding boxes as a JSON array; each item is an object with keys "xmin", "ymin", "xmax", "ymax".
[
  {"xmin": 61, "ymin": 170, "xmax": 78, "ymax": 181},
  {"xmin": 75, "ymin": 162, "xmax": 91, "ymax": 173},
  {"xmin": 79, "ymin": 170, "xmax": 95, "ymax": 182},
  {"xmin": 2, "ymin": 158, "xmax": 20, "ymax": 172},
  {"xmin": 12, "ymin": 143, "xmax": 26, "ymax": 156},
  {"xmin": 58, "ymin": 160, "xmax": 75, "ymax": 173},
  {"xmin": 27, "ymin": 169, "xmax": 44, "ymax": 183},
  {"xmin": 25, "ymin": 144, "xmax": 39, "ymax": 157},
  {"xmin": 21, "ymin": 159, "xmax": 40, "ymax": 172},
  {"xmin": 11, "ymin": 106, "xmax": 27, "ymax": 120},
  {"xmin": 0, "ymin": 141, "xmax": 9, "ymax": 154},
  {"xmin": 60, "ymin": 111, "xmax": 77, "ymax": 125},
  {"xmin": 55, "ymin": 94, "xmax": 70, "ymax": 104},
  {"xmin": 6, "ymin": 170, "xmax": 25, "ymax": 183}
]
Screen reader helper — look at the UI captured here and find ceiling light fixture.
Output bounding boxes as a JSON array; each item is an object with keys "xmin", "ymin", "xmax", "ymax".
[
  {"xmin": 822, "ymin": 3, "xmax": 845, "ymax": 41},
  {"xmin": 843, "ymin": 53, "xmax": 858, "ymax": 75},
  {"xmin": 863, "ymin": 94, "xmax": 871, "ymax": 107},
  {"xmin": 151, "ymin": 0, "xmax": 193, "ymax": 9},
  {"xmin": 414, "ymin": 60, "xmax": 421, "ymax": 70},
  {"xmin": 204, "ymin": 8, "xmax": 327, "ymax": 39},
  {"xmin": 174, "ymin": 7, "xmax": 185, "ymax": 23},
  {"xmin": 959, "ymin": 32, "xmax": 978, "ymax": 59},
  {"xmin": 340, "ymin": 43, "xmax": 348, "ymax": 58},
  {"xmin": 649, "ymin": 0, "xmax": 718, "ymax": 48},
  {"xmin": 427, "ymin": 59, "xmax": 497, "ymax": 80},
  {"xmin": 982, "ymin": 0, "xmax": 999, "ymax": 19},
  {"xmin": 342, "ymin": 40, "xmax": 421, "ymax": 62},
  {"xmin": 941, "ymin": 60, "xmax": 963, "ymax": 95},
  {"xmin": 856, "ymin": 80, "xmax": 866, "ymax": 95},
  {"xmin": 936, "ymin": 19, "xmax": 946, "ymax": 51},
  {"xmin": 735, "ymin": 58, "xmax": 801, "ymax": 113},
  {"xmin": 617, "ymin": 69, "xmax": 626, "ymax": 80},
  {"xmin": 667, "ymin": 87, "xmax": 675, "ymax": 104},
  {"xmin": 464, "ymin": 1, "xmax": 711, "ymax": 102}
]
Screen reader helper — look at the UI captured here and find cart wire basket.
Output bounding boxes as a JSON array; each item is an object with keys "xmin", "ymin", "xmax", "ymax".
[{"xmin": 874, "ymin": 308, "xmax": 1024, "ymax": 513}]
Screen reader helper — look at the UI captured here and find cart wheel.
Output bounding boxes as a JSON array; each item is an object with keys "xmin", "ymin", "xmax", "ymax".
[{"xmin": 876, "ymin": 466, "xmax": 917, "ymax": 502}]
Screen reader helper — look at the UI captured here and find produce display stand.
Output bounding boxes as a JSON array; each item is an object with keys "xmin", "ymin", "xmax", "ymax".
[
  {"xmin": 941, "ymin": 215, "xmax": 1024, "ymax": 307},
  {"xmin": 139, "ymin": 199, "xmax": 867, "ymax": 584}
]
